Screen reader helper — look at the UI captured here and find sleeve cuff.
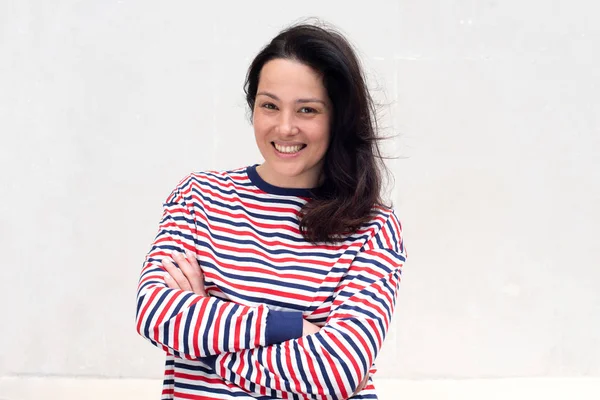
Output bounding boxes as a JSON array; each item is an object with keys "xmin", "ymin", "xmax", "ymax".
[
  {"xmin": 265, "ymin": 309, "xmax": 303, "ymax": 346},
  {"xmin": 202, "ymin": 354, "xmax": 218, "ymax": 370}
]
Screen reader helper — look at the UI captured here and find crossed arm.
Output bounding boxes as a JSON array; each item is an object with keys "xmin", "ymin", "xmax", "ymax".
[
  {"xmin": 136, "ymin": 181, "xmax": 405, "ymax": 399},
  {"xmin": 162, "ymin": 249, "xmax": 373, "ymax": 398},
  {"xmin": 135, "ymin": 187, "xmax": 311, "ymax": 359}
]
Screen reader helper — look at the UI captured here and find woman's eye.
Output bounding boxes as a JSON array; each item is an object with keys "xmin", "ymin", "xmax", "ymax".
[
  {"xmin": 299, "ymin": 107, "xmax": 317, "ymax": 114},
  {"xmin": 262, "ymin": 103, "xmax": 277, "ymax": 110}
]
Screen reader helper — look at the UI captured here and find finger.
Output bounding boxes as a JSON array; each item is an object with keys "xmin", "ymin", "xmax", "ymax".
[
  {"xmin": 360, "ymin": 374, "xmax": 370, "ymax": 390},
  {"xmin": 162, "ymin": 257, "xmax": 191, "ymax": 291},
  {"xmin": 174, "ymin": 251, "xmax": 205, "ymax": 296},
  {"xmin": 162, "ymin": 257, "xmax": 192, "ymax": 291},
  {"xmin": 353, "ymin": 374, "xmax": 369, "ymax": 395},
  {"xmin": 185, "ymin": 250, "xmax": 206, "ymax": 296},
  {"xmin": 164, "ymin": 274, "xmax": 180, "ymax": 290}
]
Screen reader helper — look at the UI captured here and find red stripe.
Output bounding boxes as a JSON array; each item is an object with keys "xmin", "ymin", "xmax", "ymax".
[
  {"xmin": 200, "ymin": 201, "xmax": 300, "ymax": 234},
  {"xmin": 324, "ymin": 329, "xmax": 361, "ymax": 385},
  {"xmin": 153, "ymin": 291, "xmax": 202, "ymax": 348},
  {"xmin": 151, "ymin": 291, "xmax": 180, "ymax": 343},
  {"xmin": 211, "ymin": 302, "xmax": 225, "ymax": 353},
  {"xmin": 173, "ymin": 310, "xmax": 183, "ymax": 351},
  {"xmin": 201, "ymin": 185, "xmax": 302, "ymax": 215},
  {"xmin": 236, "ymin": 349, "xmax": 248, "ymax": 390},
  {"xmin": 137, "ymin": 273, "xmax": 164, "ymax": 291},
  {"xmin": 252, "ymin": 357, "xmax": 266, "ymax": 395},
  {"xmin": 376, "ymin": 250, "xmax": 401, "ymax": 271},
  {"xmin": 136, "ymin": 287, "xmax": 160, "ymax": 334},
  {"xmin": 366, "ymin": 319, "xmax": 383, "ymax": 348},
  {"xmin": 175, "ymin": 392, "xmax": 225, "ymax": 400},
  {"xmin": 380, "ymin": 222, "xmax": 393, "ymax": 250},
  {"xmin": 193, "ymin": 209, "xmax": 344, "ymax": 251},
  {"xmin": 266, "ymin": 346, "xmax": 282, "ymax": 393},
  {"xmin": 255, "ymin": 306, "xmax": 265, "ymax": 347},
  {"xmin": 205, "ymin": 270, "xmax": 315, "ymax": 305},
  {"xmin": 297, "ymin": 336, "xmax": 325, "ymax": 396},
  {"xmin": 192, "ymin": 297, "xmax": 210, "ymax": 356},
  {"xmin": 200, "ymin": 235, "xmax": 334, "ymax": 272},
  {"xmin": 233, "ymin": 310, "xmax": 243, "ymax": 349},
  {"xmin": 284, "ymin": 340, "xmax": 303, "ymax": 394},
  {"xmin": 339, "ymin": 320, "xmax": 374, "ymax": 370},
  {"xmin": 320, "ymin": 345, "xmax": 348, "ymax": 399}
]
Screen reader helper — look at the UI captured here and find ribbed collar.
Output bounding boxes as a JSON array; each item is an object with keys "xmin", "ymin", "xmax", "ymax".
[{"xmin": 246, "ymin": 164, "xmax": 321, "ymax": 198}]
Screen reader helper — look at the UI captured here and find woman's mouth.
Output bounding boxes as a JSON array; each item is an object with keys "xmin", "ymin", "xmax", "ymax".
[{"xmin": 272, "ymin": 142, "xmax": 306, "ymax": 154}]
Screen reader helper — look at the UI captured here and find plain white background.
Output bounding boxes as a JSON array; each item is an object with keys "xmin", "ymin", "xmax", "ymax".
[{"xmin": 1, "ymin": 0, "xmax": 599, "ymax": 398}]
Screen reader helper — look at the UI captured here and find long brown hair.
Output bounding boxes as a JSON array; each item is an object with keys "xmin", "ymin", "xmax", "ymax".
[{"xmin": 245, "ymin": 23, "xmax": 387, "ymax": 243}]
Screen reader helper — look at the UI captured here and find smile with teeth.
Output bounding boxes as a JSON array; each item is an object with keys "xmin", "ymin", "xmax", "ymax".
[{"xmin": 273, "ymin": 142, "xmax": 306, "ymax": 154}]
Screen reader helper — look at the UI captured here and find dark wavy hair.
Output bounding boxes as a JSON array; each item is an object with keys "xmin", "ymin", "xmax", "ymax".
[{"xmin": 245, "ymin": 22, "xmax": 387, "ymax": 243}]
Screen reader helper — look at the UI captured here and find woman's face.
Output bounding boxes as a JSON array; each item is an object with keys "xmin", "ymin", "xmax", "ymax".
[{"xmin": 253, "ymin": 58, "xmax": 331, "ymax": 189}]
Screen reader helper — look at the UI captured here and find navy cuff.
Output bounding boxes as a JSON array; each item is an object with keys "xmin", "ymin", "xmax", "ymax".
[
  {"xmin": 265, "ymin": 310, "xmax": 303, "ymax": 345},
  {"xmin": 202, "ymin": 354, "xmax": 218, "ymax": 370}
]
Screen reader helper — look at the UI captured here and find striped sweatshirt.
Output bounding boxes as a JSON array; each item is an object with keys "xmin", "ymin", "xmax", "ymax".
[{"xmin": 136, "ymin": 165, "xmax": 406, "ymax": 400}]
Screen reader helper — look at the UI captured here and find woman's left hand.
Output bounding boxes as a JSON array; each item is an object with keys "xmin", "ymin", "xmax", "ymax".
[
  {"xmin": 162, "ymin": 250, "xmax": 207, "ymax": 296},
  {"xmin": 352, "ymin": 373, "xmax": 370, "ymax": 396}
]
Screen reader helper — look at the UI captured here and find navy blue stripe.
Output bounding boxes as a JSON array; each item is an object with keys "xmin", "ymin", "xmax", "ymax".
[
  {"xmin": 194, "ymin": 204, "xmax": 371, "ymax": 246},
  {"xmin": 245, "ymin": 349, "xmax": 256, "ymax": 393},
  {"xmin": 316, "ymin": 334, "xmax": 356, "ymax": 390},
  {"xmin": 386, "ymin": 219, "xmax": 399, "ymax": 253},
  {"xmin": 194, "ymin": 222, "xmax": 343, "ymax": 261},
  {"xmin": 202, "ymin": 301, "xmax": 218, "ymax": 355},
  {"xmin": 193, "ymin": 239, "xmax": 331, "ymax": 276},
  {"xmin": 291, "ymin": 340, "xmax": 311, "ymax": 394},
  {"xmin": 216, "ymin": 284, "xmax": 307, "ymax": 311},
  {"xmin": 192, "ymin": 189, "xmax": 302, "ymax": 224},
  {"xmin": 174, "ymin": 382, "xmax": 274, "ymax": 399},
  {"xmin": 353, "ymin": 255, "xmax": 395, "ymax": 275},
  {"xmin": 257, "ymin": 347, "xmax": 271, "ymax": 390},
  {"xmin": 143, "ymin": 290, "xmax": 169, "ymax": 338},
  {"xmin": 244, "ymin": 311, "xmax": 253, "ymax": 349},
  {"xmin": 225, "ymin": 351, "xmax": 238, "ymax": 385},
  {"xmin": 205, "ymin": 260, "xmax": 318, "ymax": 293},
  {"xmin": 161, "ymin": 292, "xmax": 193, "ymax": 346},
  {"xmin": 192, "ymin": 178, "xmax": 309, "ymax": 208},
  {"xmin": 274, "ymin": 345, "xmax": 294, "ymax": 395},
  {"xmin": 306, "ymin": 335, "xmax": 336, "ymax": 395},
  {"xmin": 353, "ymin": 318, "xmax": 378, "ymax": 354},
  {"xmin": 374, "ymin": 232, "xmax": 385, "ymax": 250},
  {"xmin": 183, "ymin": 301, "xmax": 196, "ymax": 355},
  {"xmin": 173, "ymin": 360, "xmax": 215, "ymax": 374},
  {"xmin": 135, "ymin": 295, "xmax": 144, "ymax": 319},
  {"xmin": 328, "ymin": 325, "xmax": 369, "ymax": 374},
  {"xmin": 189, "ymin": 174, "xmax": 310, "ymax": 207},
  {"xmin": 221, "ymin": 304, "xmax": 236, "ymax": 351}
]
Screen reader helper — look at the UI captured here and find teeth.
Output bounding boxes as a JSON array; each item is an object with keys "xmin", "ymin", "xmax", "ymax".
[{"xmin": 274, "ymin": 143, "xmax": 303, "ymax": 154}]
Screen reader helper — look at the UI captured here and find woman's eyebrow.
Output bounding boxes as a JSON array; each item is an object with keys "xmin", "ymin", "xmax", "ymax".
[{"xmin": 257, "ymin": 91, "xmax": 327, "ymax": 105}]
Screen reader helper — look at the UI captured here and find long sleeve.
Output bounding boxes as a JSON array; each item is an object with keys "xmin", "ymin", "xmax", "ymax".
[
  {"xmin": 209, "ymin": 211, "xmax": 406, "ymax": 399},
  {"xmin": 135, "ymin": 176, "xmax": 303, "ymax": 359}
]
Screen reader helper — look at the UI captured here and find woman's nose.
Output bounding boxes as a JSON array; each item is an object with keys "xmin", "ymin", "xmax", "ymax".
[{"xmin": 277, "ymin": 111, "xmax": 298, "ymax": 135}]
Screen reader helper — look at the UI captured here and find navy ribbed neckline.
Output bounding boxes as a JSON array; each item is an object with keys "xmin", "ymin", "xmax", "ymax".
[{"xmin": 246, "ymin": 165, "xmax": 320, "ymax": 198}]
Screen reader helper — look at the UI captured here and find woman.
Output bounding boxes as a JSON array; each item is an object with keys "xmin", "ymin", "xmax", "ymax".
[{"xmin": 136, "ymin": 22, "xmax": 406, "ymax": 400}]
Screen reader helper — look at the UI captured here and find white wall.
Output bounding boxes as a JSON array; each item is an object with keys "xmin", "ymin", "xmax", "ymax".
[{"xmin": 1, "ymin": 0, "xmax": 598, "ymax": 397}]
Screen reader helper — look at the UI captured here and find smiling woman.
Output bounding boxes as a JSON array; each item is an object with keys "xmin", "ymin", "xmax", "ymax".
[
  {"xmin": 253, "ymin": 58, "xmax": 331, "ymax": 189},
  {"xmin": 135, "ymin": 22, "xmax": 406, "ymax": 400}
]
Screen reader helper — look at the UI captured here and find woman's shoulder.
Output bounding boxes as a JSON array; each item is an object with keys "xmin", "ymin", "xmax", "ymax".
[
  {"xmin": 162, "ymin": 166, "xmax": 253, "ymax": 204},
  {"xmin": 358, "ymin": 204, "xmax": 405, "ymax": 253},
  {"xmin": 368, "ymin": 203, "xmax": 402, "ymax": 226},
  {"xmin": 172, "ymin": 166, "xmax": 252, "ymax": 190}
]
